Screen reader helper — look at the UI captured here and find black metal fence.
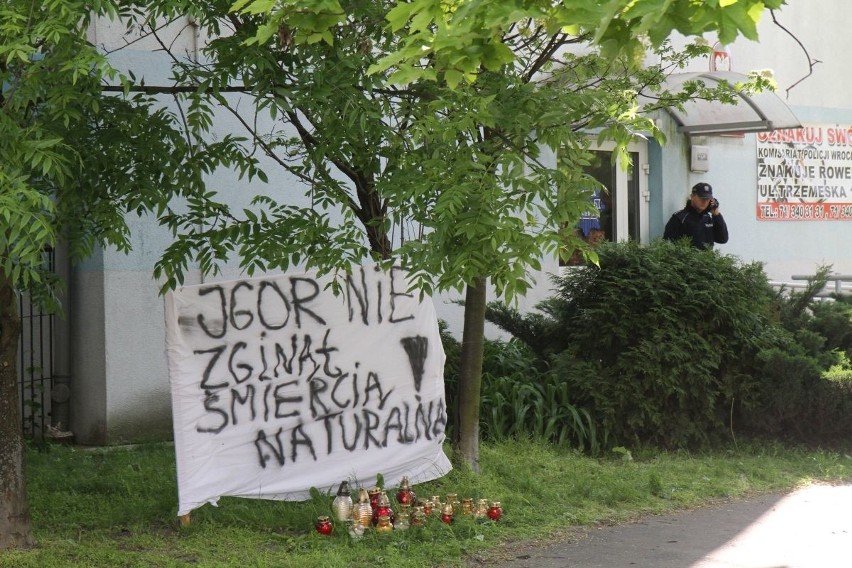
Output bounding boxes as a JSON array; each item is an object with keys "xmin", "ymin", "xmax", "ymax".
[{"xmin": 17, "ymin": 248, "xmax": 55, "ymax": 440}]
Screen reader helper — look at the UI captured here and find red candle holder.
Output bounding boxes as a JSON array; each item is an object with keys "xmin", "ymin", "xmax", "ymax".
[
  {"xmin": 395, "ymin": 475, "xmax": 417, "ymax": 506},
  {"xmin": 368, "ymin": 487, "xmax": 382, "ymax": 511},
  {"xmin": 486, "ymin": 502, "xmax": 503, "ymax": 521},
  {"xmin": 440, "ymin": 503, "xmax": 454, "ymax": 524},
  {"xmin": 372, "ymin": 492, "xmax": 396, "ymax": 526},
  {"xmin": 315, "ymin": 515, "xmax": 333, "ymax": 535}
]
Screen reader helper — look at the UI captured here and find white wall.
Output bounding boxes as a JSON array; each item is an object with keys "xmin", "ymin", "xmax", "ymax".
[{"xmin": 725, "ymin": 1, "xmax": 852, "ymax": 110}]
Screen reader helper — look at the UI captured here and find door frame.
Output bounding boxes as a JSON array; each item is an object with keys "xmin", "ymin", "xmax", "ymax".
[{"xmin": 588, "ymin": 138, "xmax": 650, "ymax": 244}]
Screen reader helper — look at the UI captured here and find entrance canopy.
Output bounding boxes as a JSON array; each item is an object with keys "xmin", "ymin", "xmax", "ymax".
[{"xmin": 662, "ymin": 71, "xmax": 802, "ymax": 135}]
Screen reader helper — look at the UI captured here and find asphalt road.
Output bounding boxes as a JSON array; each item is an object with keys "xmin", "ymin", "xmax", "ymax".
[{"xmin": 472, "ymin": 483, "xmax": 852, "ymax": 568}]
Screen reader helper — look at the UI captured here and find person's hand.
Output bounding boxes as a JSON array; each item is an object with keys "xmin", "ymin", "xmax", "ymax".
[{"xmin": 708, "ymin": 198, "xmax": 719, "ymax": 213}]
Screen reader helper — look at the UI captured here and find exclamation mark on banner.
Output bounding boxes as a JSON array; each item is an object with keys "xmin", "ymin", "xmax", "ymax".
[{"xmin": 400, "ymin": 336, "xmax": 428, "ymax": 392}]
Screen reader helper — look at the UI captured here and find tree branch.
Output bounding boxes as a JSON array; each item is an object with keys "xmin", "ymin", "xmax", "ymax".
[
  {"xmin": 770, "ymin": 9, "xmax": 820, "ymax": 99},
  {"xmin": 99, "ymin": 85, "xmax": 250, "ymax": 93}
]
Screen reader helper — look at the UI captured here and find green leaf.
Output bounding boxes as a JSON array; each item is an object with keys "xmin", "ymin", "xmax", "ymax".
[
  {"xmin": 386, "ymin": 2, "xmax": 417, "ymax": 32},
  {"xmin": 444, "ymin": 68, "xmax": 464, "ymax": 89}
]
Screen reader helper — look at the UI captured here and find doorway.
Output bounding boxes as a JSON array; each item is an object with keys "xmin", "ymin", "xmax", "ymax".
[{"xmin": 563, "ymin": 140, "xmax": 648, "ymax": 265}]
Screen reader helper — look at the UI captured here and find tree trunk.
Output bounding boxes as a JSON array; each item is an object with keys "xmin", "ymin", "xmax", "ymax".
[
  {"xmin": 0, "ymin": 276, "xmax": 33, "ymax": 549},
  {"xmin": 453, "ymin": 277, "xmax": 487, "ymax": 473}
]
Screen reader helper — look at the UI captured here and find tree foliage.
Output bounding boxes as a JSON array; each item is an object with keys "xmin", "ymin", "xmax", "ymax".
[
  {"xmin": 137, "ymin": 0, "xmax": 780, "ymax": 471},
  {"xmin": 0, "ymin": 0, "xmax": 244, "ymax": 549},
  {"xmin": 143, "ymin": 0, "xmax": 771, "ymax": 299},
  {"xmin": 238, "ymin": 0, "xmax": 787, "ymax": 87}
]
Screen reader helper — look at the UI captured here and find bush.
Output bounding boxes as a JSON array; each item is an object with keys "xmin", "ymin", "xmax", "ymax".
[
  {"xmin": 489, "ymin": 240, "xmax": 781, "ymax": 449},
  {"xmin": 743, "ymin": 346, "xmax": 852, "ymax": 445},
  {"xmin": 740, "ymin": 268, "xmax": 852, "ymax": 445},
  {"xmin": 809, "ymin": 297, "xmax": 852, "ymax": 357},
  {"xmin": 476, "ymin": 245, "xmax": 852, "ymax": 451}
]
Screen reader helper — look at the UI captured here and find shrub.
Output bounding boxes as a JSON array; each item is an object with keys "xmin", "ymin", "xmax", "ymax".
[
  {"xmin": 743, "ymin": 346, "xmax": 852, "ymax": 445},
  {"xmin": 800, "ymin": 296, "xmax": 852, "ymax": 361},
  {"xmin": 740, "ymin": 268, "xmax": 852, "ymax": 445},
  {"xmin": 489, "ymin": 240, "xmax": 781, "ymax": 449},
  {"xmin": 476, "ymin": 246, "xmax": 852, "ymax": 451}
]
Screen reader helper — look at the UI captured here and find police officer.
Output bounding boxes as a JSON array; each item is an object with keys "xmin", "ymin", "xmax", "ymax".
[{"xmin": 663, "ymin": 182, "xmax": 729, "ymax": 249}]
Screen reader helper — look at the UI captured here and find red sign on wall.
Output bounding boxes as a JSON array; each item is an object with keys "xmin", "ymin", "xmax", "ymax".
[{"xmin": 756, "ymin": 125, "xmax": 852, "ymax": 221}]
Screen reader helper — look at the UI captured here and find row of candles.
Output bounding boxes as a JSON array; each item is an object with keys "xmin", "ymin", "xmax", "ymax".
[{"xmin": 315, "ymin": 477, "xmax": 503, "ymax": 536}]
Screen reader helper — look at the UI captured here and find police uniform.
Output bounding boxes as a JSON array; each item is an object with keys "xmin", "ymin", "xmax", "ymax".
[{"xmin": 663, "ymin": 182, "xmax": 729, "ymax": 249}]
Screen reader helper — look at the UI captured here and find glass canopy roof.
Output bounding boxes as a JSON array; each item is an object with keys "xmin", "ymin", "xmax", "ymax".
[{"xmin": 662, "ymin": 71, "xmax": 802, "ymax": 135}]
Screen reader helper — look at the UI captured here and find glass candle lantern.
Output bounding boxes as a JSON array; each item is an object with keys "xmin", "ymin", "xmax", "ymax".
[
  {"xmin": 372, "ymin": 491, "xmax": 396, "ymax": 526},
  {"xmin": 440, "ymin": 503, "xmax": 454, "ymax": 524},
  {"xmin": 410, "ymin": 506, "xmax": 427, "ymax": 527},
  {"xmin": 395, "ymin": 475, "xmax": 417, "ymax": 506},
  {"xmin": 393, "ymin": 510, "xmax": 410, "ymax": 531},
  {"xmin": 375, "ymin": 514, "xmax": 393, "ymax": 534},
  {"xmin": 354, "ymin": 488, "xmax": 373, "ymax": 528},
  {"xmin": 445, "ymin": 493, "xmax": 459, "ymax": 509},
  {"xmin": 332, "ymin": 480, "xmax": 353, "ymax": 522},
  {"xmin": 315, "ymin": 515, "xmax": 333, "ymax": 535},
  {"xmin": 348, "ymin": 520, "xmax": 365, "ymax": 540},
  {"xmin": 368, "ymin": 487, "xmax": 382, "ymax": 511},
  {"xmin": 461, "ymin": 497, "xmax": 474, "ymax": 515}
]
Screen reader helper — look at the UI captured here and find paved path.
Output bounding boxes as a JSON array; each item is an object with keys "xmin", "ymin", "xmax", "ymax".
[{"xmin": 478, "ymin": 484, "xmax": 852, "ymax": 568}]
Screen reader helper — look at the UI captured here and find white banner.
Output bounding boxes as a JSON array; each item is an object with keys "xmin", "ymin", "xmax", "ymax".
[{"xmin": 164, "ymin": 265, "xmax": 452, "ymax": 516}]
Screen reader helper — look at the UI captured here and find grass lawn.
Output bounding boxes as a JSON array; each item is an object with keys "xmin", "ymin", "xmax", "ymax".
[{"xmin": 2, "ymin": 439, "xmax": 851, "ymax": 567}]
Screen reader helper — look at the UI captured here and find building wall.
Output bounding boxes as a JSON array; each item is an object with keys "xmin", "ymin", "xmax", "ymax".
[
  {"xmin": 71, "ymin": 1, "xmax": 851, "ymax": 443},
  {"xmin": 70, "ymin": 256, "xmax": 107, "ymax": 444},
  {"xmin": 70, "ymin": 215, "xmax": 184, "ymax": 444},
  {"xmin": 732, "ymin": 1, "xmax": 852, "ymax": 111},
  {"xmin": 661, "ymin": 1, "xmax": 852, "ymax": 281}
]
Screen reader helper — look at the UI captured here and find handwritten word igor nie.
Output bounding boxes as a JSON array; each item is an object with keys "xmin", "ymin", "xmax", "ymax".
[
  {"xmin": 187, "ymin": 266, "xmax": 418, "ymax": 339},
  {"xmin": 182, "ymin": 266, "xmax": 447, "ymax": 471}
]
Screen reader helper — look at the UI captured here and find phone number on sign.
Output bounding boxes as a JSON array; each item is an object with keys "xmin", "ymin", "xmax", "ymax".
[{"xmin": 757, "ymin": 202, "xmax": 852, "ymax": 220}]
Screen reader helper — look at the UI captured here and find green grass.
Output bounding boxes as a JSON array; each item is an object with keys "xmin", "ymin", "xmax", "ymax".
[{"xmin": 3, "ymin": 439, "xmax": 851, "ymax": 567}]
